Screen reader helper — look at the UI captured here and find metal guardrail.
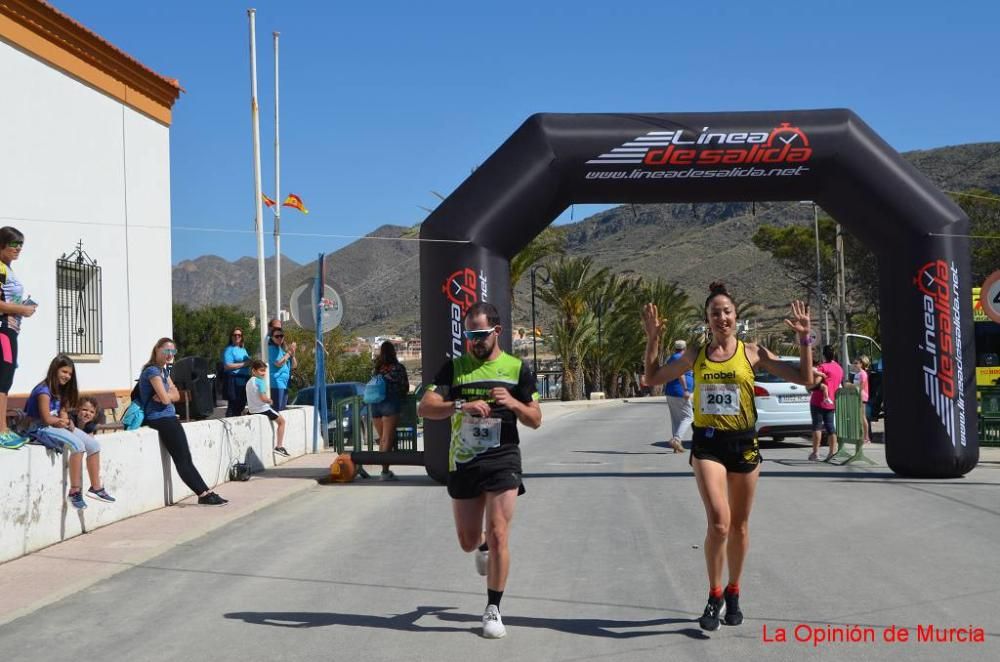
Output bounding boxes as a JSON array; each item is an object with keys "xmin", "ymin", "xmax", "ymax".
[
  {"xmin": 978, "ymin": 386, "xmax": 1000, "ymax": 447},
  {"xmin": 328, "ymin": 394, "xmax": 420, "ymax": 454},
  {"xmin": 329, "ymin": 395, "xmax": 371, "ymax": 455},
  {"xmin": 536, "ymin": 370, "xmax": 562, "ymax": 400},
  {"xmin": 830, "ymin": 385, "xmax": 875, "ymax": 465}
]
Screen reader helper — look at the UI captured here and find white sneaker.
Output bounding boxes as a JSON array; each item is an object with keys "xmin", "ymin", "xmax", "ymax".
[
  {"xmin": 482, "ymin": 604, "xmax": 506, "ymax": 638},
  {"xmin": 475, "ymin": 548, "xmax": 489, "ymax": 576}
]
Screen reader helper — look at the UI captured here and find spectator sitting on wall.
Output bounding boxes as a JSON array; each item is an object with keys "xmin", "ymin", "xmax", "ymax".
[
  {"xmin": 24, "ymin": 355, "xmax": 116, "ymax": 508},
  {"xmin": 246, "ymin": 359, "xmax": 288, "ymax": 457},
  {"xmin": 141, "ymin": 337, "xmax": 227, "ymax": 506}
]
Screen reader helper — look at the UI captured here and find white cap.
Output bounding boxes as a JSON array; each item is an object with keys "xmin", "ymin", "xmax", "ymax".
[{"xmin": 673, "ymin": 339, "xmax": 687, "ymax": 351}]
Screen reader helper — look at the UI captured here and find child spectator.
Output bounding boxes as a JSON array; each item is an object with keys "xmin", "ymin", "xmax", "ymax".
[
  {"xmin": 853, "ymin": 355, "xmax": 872, "ymax": 443},
  {"xmin": 72, "ymin": 396, "xmax": 101, "ymax": 435},
  {"xmin": 25, "ymin": 355, "xmax": 116, "ymax": 509},
  {"xmin": 246, "ymin": 359, "xmax": 288, "ymax": 456},
  {"xmin": 815, "ymin": 376, "xmax": 835, "ymax": 407}
]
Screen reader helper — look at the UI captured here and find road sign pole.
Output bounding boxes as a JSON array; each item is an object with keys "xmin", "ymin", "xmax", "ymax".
[{"xmin": 313, "ymin": 253, "xmax": 328, "ymax": 453}]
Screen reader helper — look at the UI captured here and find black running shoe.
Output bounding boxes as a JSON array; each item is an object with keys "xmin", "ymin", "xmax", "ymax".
[
  {"xmin": 723, "ymin": 588, "xmax": 743, "ymax": 626},
  {"xmin": 198, "ymin": 492, "xmax": 228, "ymax": 506},
  {"xmin": 699, "ymin": 595, "xmax": 723, "ymax": 631}
]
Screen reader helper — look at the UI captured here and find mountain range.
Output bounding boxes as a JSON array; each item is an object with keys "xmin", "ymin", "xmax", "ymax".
[{"xmin": 173, "ymin": 142, "xmax": 1000, "ymax": 335}]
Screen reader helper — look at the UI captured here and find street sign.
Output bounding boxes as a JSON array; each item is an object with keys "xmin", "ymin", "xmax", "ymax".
[
  {"xmin": 289, "ymin": 282, "xmax": 344, "ymax": 333},
  {"xmin": 979, "ymin": 271, "xmax": 1000, "ymax": 324}
]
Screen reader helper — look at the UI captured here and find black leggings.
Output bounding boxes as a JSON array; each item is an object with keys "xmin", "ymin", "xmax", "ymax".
[
  {"xmin": 226, "ymin": 377, "xmax": 248, "ymax": 417},
  {"xmin": 145, "ymin": 416, "xmax": 210, "ymax": 495}
]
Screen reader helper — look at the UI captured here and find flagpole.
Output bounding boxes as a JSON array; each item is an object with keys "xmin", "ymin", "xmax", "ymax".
[
  {"xmin": 248, "ymin": 9, "xmax": 269, "ymax": 375},
  {"xmin": 273, "ymin": 30, "xmax": 282, "ymax": 322}
]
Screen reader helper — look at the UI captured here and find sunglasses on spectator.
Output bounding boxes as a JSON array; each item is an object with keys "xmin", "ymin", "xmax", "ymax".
[
  {"xmin": 7, "ymin": 241, "xmax": 23, "ymax": 248},
  {"xmin": 463, "ymin": 328, "xmax": 497, "ymax": 341},
  {"xmin": 232, "ymin": 333, "xmax": 242, "ymax": 337},
  {"xmin": 162, "ymin": 348, "xmax": 177, "ymax": 355},
  {"xmin": 273, "ymin": 334, "xmax": 284, "ymax": 339}
]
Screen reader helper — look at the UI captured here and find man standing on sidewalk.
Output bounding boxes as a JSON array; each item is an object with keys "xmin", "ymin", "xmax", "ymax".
[
  {"xmin": 663, "ymin": 339, "xmax": 693, "ymax": 453},
  {"xmin": 418, "ymin": 302, "xmax": 542, "ymax": 639}
]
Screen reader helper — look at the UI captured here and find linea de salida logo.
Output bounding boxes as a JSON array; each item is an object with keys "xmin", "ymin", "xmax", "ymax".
[
  {"xmin": 442, "ymin": 267, "xmax": 489, "ymax": 358},
  {"xmin": 913, "ymin": 259, "xmax": 967, "ymax": 446},
  {"xmin": 586, "ymin": 122, "xmax": 812, "ymax": 169}
]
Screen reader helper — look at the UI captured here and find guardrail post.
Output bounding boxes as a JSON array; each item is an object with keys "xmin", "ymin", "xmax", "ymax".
[
  {"xmin": 833, "ymin": 385, "xmax": 875, "ymax": 465},
  {"xmin": 332, "ymin": 398, "xmax": 345, "ymax": 454}
]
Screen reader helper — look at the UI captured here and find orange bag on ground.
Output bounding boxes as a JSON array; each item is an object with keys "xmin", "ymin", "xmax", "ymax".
[{"xmin": 330, "ymin": 454, "xmax": 356, "ymax": 483}]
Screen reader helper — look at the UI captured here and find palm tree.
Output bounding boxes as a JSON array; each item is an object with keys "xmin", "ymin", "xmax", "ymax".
[
  {"xmin": 549, "ymin": 312, "xmax": 598, "ymax": 401},
  {"xmin": 538, "ymin": 256, "xmax": 608, "ymax": 400},
  {"xmin": 641, "ymin": 278, "xmax": 700, "ymax": 358},
  {"xmin": 584, "ymin": 272, "xmax": 637, "ymax": 396},
  {"xmin": 509, "ymin": 227, "xmax": 565, "ymax": 307},
  {"xmin": 591, "ymin": 277, "xmax": 699, "ymax": 397}
]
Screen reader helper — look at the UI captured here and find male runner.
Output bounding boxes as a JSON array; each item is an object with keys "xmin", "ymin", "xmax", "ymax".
[{"xmin": 418, "ymin": 302, "xmax": 542, "ymax": 639}]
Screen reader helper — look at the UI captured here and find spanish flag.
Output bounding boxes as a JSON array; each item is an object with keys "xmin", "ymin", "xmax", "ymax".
[
  {"xmin": 282, "ymin": 193, "xmax": 309, "ymax": 214},
  {"xmin": 261, "ymin": 193, "xmax": 277, "ymax": 208}
]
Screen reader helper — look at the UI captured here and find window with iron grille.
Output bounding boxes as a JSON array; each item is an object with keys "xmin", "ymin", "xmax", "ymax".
[{"xmin": 57, "ymin": 242, "xmax": 103, "ymax": 358}]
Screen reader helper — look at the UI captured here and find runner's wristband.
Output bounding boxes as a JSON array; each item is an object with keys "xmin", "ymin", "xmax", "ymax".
[{"xmin": 799, "ymin": 335, "xmax": 815, "ymax": 346}]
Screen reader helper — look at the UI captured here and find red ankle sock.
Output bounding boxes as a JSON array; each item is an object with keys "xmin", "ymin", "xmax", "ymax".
[
  {"xmin": 726, "ymin": 583, "xmax": 740, "ymax": 596},
  {"xmin": 709, "ymin": 586, "xmax": 724, "ymax": 600}
]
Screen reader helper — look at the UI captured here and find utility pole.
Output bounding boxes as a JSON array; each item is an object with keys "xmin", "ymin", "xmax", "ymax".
[
  {"xmin": 247, "ymin": 9, "xmax": 269, "ymax": 373},
  {"xmin": 801, "ymin": 201, "xmax": 830, "ymax": 345},
  {"xmin": 836, "ymin": 223, "xmax": 849, "ymax": 378},
  {"xmin": 273, "ymin": 31, "xmax": 282, "ymax": 321}
]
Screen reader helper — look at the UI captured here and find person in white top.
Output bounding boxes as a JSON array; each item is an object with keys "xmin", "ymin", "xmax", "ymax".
[{"xmin": 246, "ymin": 359, "xmax": 287, "ymax": 456}]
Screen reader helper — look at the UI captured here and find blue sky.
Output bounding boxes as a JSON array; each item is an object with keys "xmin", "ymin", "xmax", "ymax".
[{"xmin": 51, "ymin": 0, "xmax": 1000, "ymax": 265}]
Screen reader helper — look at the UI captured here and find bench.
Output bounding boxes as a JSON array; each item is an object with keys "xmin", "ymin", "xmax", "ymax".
[
  {"xmin": 4, "ymin": 391, "xmax": 124, "ymax": 434},
  {"xmin": 88, "ymin": 391, "xmax": 126, "ymax": 433}
]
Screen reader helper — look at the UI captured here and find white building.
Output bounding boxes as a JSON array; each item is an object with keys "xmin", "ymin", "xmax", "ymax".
[{"xmin": 0, "ymin": 0, "xmax": 181, "ymax": 397}]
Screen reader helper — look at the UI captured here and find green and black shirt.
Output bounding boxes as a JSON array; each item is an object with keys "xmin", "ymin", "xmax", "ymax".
[{"xmin": 428, "ymin": 351, "xmax": 539, "ymax": 470}]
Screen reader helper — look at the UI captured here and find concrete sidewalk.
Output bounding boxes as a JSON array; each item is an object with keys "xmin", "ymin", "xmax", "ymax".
[{"xmin": 0, "ymin": 451, "xmax": 340, "ymax": 626}]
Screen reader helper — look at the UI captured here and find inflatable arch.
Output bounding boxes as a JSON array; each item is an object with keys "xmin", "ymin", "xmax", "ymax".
[{"xmin": 419, "ymin": 109, "xmax": 978, "ymax": 480}]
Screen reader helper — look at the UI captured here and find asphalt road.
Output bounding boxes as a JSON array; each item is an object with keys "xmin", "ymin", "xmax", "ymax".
[{"xmin": 1, "ymin": 400, "xmax": 998, "ymax": 661}]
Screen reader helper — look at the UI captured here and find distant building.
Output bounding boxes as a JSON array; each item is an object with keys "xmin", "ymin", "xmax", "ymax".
[{"xmin": 0, "ymin": 0, "xmax": 181, "ymax": 395}]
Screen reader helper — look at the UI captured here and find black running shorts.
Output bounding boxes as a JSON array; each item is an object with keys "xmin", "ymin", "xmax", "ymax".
[
  {"xmin": 448, "ymin": 446, "xmax": 526, "ymax": 499},
  {"xmin": 253, "ymin": 408, "xmax": 280, "ymax": 422},
  {"xmin": 689, "ymin": 426, "xmax": 761, "ymax": 474}
]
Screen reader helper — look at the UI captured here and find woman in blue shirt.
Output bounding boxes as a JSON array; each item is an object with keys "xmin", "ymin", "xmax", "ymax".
[
  {"xmin": 222, "ymin": 328, "xmax": 251, "ymax": 417},
  {"xmin": 141, "ymin": 337, "xmax": 227, "ymax": 506},
  {"xmin": 268, "ymin": 329, "xmax": 296, "ymax": 411}
]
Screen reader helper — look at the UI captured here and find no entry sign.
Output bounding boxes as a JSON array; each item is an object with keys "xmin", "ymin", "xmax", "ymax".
[{"xmin": 980, "ymin": 271, "xmax": 1000, "ymax": 324}]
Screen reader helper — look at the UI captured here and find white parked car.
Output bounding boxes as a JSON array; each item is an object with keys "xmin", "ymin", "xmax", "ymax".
[{"xmin": 754, "ymin": 357, "xmax": 813, "ymax": 442}]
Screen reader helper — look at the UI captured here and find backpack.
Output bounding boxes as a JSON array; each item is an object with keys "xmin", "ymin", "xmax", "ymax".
[
  {"xmin": 363, "ymin": 374, "xmax": 386, "ymax": 404},
  {"xmin": 122, "ymin": 380, "xmax": 146, "ymax": 431}
]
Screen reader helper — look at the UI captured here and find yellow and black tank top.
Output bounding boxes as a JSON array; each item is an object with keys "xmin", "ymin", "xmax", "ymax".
[{"xmin": 692, "ymin": 340, "xmax": 757, "ymax": 431}]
